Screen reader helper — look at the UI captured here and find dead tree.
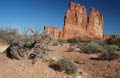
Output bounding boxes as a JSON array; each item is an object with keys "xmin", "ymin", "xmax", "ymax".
[
  {"xmin": 6, "ymin": 43, "xmax": 24, "ymax": 60},
  {"xmin": 5, "ymin": 26, "xmax": 53, "ymax": 64}
]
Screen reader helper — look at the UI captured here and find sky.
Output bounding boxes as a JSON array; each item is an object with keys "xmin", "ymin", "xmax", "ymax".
[{"xmin": 0, "ymin": 0, "xmax": 119, "ymax": 34}]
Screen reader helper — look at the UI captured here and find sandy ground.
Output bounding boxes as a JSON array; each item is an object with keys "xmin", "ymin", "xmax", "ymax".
[
  {"xmin": 60, "ymin": 44, "xmax": 120, "ymax": 78},
  {"xmin": 0, "ymin": 44, "xmax": 119, "ymax": 78},
  {"xmin": 0, "ymin": 54, "xmax": 73, "ymax": 78}
]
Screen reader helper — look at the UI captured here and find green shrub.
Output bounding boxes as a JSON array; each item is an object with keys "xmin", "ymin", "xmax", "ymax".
[
  {"xmin": 109, "ymin": 44, "xmax": 119, "ymax": 51},
  {"xmin": 67, "ymin": 38, "xmax": 76, "ymax": 43},
  {"xmin": 105, "ymin": 38, "xmax": 120, "ymax": 45},
  {"xmin": 18, "ymin": 38, "xmax": 35, "ymax": 48},
  {"xmin": 82, "ymin": 41, "xmax": 117, "ymax": 54},
  {"xmin": 67, "ymin": 38, "xmax": 91, "ymax": 45},
  {"xmin": 109, "ymin": 44, "xmax": 118, "ymax": 48},
  {"xmin": 24, "ymin": 40, "xmax": 35, "ymax": 48},
  {"xmin": 102, "ymin": 44, "xmax": 116, "ymax": 52},
  {"xmin": 67, "ymin": 38, "xmax": 81, "ymax": 44},
  {"xmin": 58, "ymin": 58, "xmax": 77, "ymax": 74},
  {"xmin": 0, "ymin": 29, "xmax": 18, "ymax": 44},
  {"xmin": 67, "ymin": 47, "xmax": 75, "ymax": 52},
  {"xmin": 98, "ymin": 52, "xmax": 120, "ymax": 61},
  {"xmin": 81, "ymin": 41, "xmax": 105, "ymax": 54}
]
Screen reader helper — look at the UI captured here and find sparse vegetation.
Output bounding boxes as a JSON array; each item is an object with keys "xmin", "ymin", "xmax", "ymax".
[
  {"xmin": 2, "ymin": 27, "xmax": 52, "ymax": 64},
  {"xmin": 0, "ymin": 27, "xmax": 120, "ymax": 78},
  {"xmin": 0, "ymin": 29, "xmax": 18, "ymax": 44},
  {"xmin": 98, "ymin": 52, "xmax": 120, "ymax": 61},
  {"xmin": 101, "ymin": 43, "xmax": 117, "ymax": 52},
  {"xmin": 49, "ymin": 62, "xmax": 63, "ymax": 71},
  {"xmin": 67, "ymin": 38, "xmax": 90, "ymax": 44},
  {"xmin": 67, "ymin": 47, "xmax": 75, "ymax": 52},
  {"xmin": 19, "ymin": 38, "xmax": 35, "ymax": 48},
  {"xmin": 81, "ymin": 41, "xmax": 105, "ymax": 54},
  {"xmin": 0, "ymin": 1, "xmax": 119, "ymax": 78},
  {"xmin": 67, "ymin": 38, "xmax": 81, "ymax": 44},
  {"xmin": 57, "ymin": 57, "xmax": 77, "ymax": 74},
  {"xmin": 49, "ymin": 57, "xmax": 77, "ymax": 74},
  {"xmin": 109, "ymin": 44, "xmax": 119, "ymax": 49},
  {"xmin": 105, "ymin": 38, "xmax": 120, "ymax": 46}
]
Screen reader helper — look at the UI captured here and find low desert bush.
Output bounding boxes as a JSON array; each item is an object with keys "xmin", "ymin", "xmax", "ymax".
[
  {"xmin": 105, "ymin": 38, "xmax": 120, "ymax": 46},
  {"xmin": 82, "ymin": 40, "xmax": 118, "ymax": 54},
  {"xmin": 23, "ymin": 40, "xmax": 35, "ymax": 48},
  {"xmin": 67, "ymin": 38, "xmax": 92, "ymax": 46},
  {"xmin": 58, "ymin": 58, "xmax": 77, "ymax": 74},
  {"xmin": 67, "ymin": 47, "xmax": 75, "ymax": 52},
  {"xmin": 102, "ymin": 43, "xmax": 117, "ymax": 52},
  {"xmin": 49, "ymin": 57, "xmax": 77, "ymax": 74},
  {"xmin": 98, "ymin": 52, "xmax": 120, "ymax": 61},
  {"xmin": 109, "ymin": 44, "xmax": 119, "ymax": 51},
  {"xmin": 67, "ymin": 38, "xmax": 81, "ymax": 44},
  {"xmin": 67, "ymin": 38, "xmax": 77, "ymax": 43},
  {"xmin": 49, "ymin": 62, "xmax": 63, "ymax": 71},
  {"xmin": 0, "ymin": 29, "xmax": 18, "ymax": 44},
  {"xmin": 17, "ymin": 37, "xmax": 35, "ymax": 49},
  {"xmin": 81, "ymin": 41, "xmax": 105, "ymax": 54}
]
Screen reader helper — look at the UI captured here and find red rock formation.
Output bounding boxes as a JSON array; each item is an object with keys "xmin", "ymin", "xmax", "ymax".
[
  {"xmin": 44, "ymin": 26, "xmax": 63, "ymax": 39},
  {"xmin": 44, "ymin": 2, "xmax": 104, "ymax": 40},
  {"xmin": 63, "ymin": 2, "xmax": 87, "ymax": 39},
  {"xmin": 87, "ymin": 8, "xmax": 103, "ymax": 39}
]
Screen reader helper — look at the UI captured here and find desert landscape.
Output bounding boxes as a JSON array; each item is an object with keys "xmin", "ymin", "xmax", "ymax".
[{"xmin": 0, "ymin": 1, "xmax": 120, "ymax": 78}]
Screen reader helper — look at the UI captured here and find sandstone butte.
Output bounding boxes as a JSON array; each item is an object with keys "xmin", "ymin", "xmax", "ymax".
[{"xmin": 44, "ymin": 2, "xmax": 104, "ymax": 40}]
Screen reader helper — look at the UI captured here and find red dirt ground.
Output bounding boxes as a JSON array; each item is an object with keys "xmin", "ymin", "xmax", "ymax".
[
  {"xmin": 60, "ymin": 44, "xmax": 120, "ymax": 78},
  {"xmin": 0, "ymin": 44, "xmax": 120, "ymax": 78}
]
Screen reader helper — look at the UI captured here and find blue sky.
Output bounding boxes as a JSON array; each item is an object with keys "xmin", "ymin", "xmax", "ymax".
[{"xmin": 0, "ymin": 0, "xmax": 119, "ymax": 34}]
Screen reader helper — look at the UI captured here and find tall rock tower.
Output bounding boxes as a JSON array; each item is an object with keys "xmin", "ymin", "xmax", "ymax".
[
  {"xmin": 44, "ymin": 2, "xmax": 104, "ymax": 40},
  {"xmin": 63, "ymin": 2, "xmax": 87, "ymax": 39},
  {"xmin": 63, "ymin": 2, "xmax": 103, "ymax": 40},
  {"xmin": 87, "ymin": 8, "xmax": 103, "ymax": 39}
]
